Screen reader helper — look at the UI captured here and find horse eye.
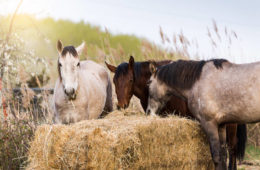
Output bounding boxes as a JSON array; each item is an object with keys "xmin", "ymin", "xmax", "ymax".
[
  {"xmin": 77, "ymin": 62, "xmax": 80, "ymax": 67},
  {"xmin": 59, "ymin": 63, "xmax": 62, "ymax": 67},
  {"xmin": 130, "ymin": 79, "xmax": 133, "ymax": 82}
]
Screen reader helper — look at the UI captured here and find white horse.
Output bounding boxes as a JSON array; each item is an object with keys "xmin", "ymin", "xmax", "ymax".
[{"xmin": 53, "ymin": 40, "xmax": 113, "ymax": 124}]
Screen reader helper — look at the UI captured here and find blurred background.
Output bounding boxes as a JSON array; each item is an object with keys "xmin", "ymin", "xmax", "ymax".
[
  {"xmin": 1, "ymin": 0, "xmax": 260, "ymax": 84},
  {"xmin": 1, "ymin": 0, "xmax": 260, "ymax": 61},
  {"xmin": 1, "ymin": 0, "xmax": 260, "ymax": 169}
]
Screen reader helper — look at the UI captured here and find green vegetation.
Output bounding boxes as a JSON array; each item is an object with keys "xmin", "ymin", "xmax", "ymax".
[
  {"xmin": 0, "ymin": 14, "xmax": 173, "ymax": 64},
  {"xmin": 245, "ymin": 144, "xmax": 260, "ymax": 161},
  {"xmin": 0, "ymin": 14, "xmax": 182, "ymax": 85}
]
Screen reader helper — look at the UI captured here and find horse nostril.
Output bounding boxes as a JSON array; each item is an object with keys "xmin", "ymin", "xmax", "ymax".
[
  {"xmin": 64, "ymin": 88, "xmax": 75, "ymax": 98},
  {"xmin": 146, "ymin": 109, "xmax": 151, "ymax": 115},
  {"xmin": 117, "ymin": 105, "xmax": 121, "ymax": 110},
  {"xmin": 123, "ymin": 104, "xmax": 127, "ymax": 109}
]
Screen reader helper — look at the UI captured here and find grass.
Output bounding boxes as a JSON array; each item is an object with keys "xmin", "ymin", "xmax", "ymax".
[
  {"xmin": 237, "ymin": 145, "xmax": 260, "ymax": 170},
  {"xmin": 244, "ymin": 144, "xmax": 260, "ymax": 161}
]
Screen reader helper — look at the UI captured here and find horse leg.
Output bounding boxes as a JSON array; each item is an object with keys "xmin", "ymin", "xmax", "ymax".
[
  {"xmin": 226, "ymin": 124, "xmax": 237, "ymax": 170},
  {"xmin": 201, "ymin": 120, "xmax": 225, "ymax": 170},
  {"xmin": 219, "ymin": 124, "xmax": 227, "ymax": 170},
  {"xmin": 141, "ymin": 100, "xmax": 148, "ymax": 112}
]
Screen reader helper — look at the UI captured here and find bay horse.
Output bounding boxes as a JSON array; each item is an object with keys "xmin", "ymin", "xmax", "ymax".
[
  {"xmin": 53, "ymin": 40, "xmax": 113, "ymax": 124},
  {"xmin": 145, "ymin": 59, "xmax": 254, "ymax": 170},
  {"xmin": 106, "ymin": 56, "xmax": 246, "ymax": 170}
]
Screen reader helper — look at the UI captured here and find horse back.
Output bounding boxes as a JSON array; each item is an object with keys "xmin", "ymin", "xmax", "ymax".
[
  {"xmin": 80, "ymin": 60, "xmax": 110, "ymax": 85},
  {"xmin": 191, "ymin": 61, "xmax": 260, "ymax": 123}
]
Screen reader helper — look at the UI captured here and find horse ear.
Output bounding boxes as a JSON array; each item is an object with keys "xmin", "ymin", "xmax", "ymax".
[
  {"xmin": 149, "ymin": 62, "xmax": 157, "ymax": 74},
  {"xmin": 128, "ymin": 56, "xmax": 135, "ymax": 70},
  {"xmin": 105, "ymin": 61, "xmax": 116, "ymax": 73},
  {"xmin": 57, "ymin": 40, "xmax": 63, "ymax": 54},
  {"xmin": 76, "ymin": 41, "xmax": 85, "ymax": 56}
]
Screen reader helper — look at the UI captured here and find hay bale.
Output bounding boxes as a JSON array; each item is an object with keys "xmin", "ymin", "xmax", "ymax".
[{"xmin": 27, "ymin": 111, "xmax": 214, "ymax": 170}]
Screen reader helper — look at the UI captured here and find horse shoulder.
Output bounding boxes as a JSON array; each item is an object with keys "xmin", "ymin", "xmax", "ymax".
[
  {"xmin": 187, "ymin": 62, "xmax": 230, "ymax": 119},
  {"xmin": 80, "ymin": 75, "xmax": 106, "ymax": 119},
  {"xmin": 78, "ymin": 60, "xmax": 109, "ymax": 116}
]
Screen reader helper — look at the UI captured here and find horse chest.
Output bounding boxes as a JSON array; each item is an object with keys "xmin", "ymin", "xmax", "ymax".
[{"xmin": 55, "ymin": 98, "xmax": 89, "ymax": 123}]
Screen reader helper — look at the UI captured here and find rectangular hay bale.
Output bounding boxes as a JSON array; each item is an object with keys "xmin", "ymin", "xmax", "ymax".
[{"xmin": 27, "ymin": 111, "xmax": 214, "ymax": 170}]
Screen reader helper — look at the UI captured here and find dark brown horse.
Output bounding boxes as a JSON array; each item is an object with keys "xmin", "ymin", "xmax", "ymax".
[{"xmin": 106, "ymin": 56, "xmax": 246, "ymax": 170}]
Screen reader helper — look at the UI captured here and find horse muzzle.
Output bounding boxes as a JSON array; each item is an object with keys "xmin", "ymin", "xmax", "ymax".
[
  {"xmin": 64, "ymin": 88, "xmax": 77, "ymax": 100},
  {"xmin": 117, "ymin": 103, "xmax": 129, "ymax": 110},
  {"xmin": 146, "ymin": 108, "xmax": 157, "ymax": 116}
]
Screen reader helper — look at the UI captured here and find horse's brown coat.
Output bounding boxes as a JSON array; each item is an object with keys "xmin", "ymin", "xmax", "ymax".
[{"xmin": 107, "ymin": 57, "xmax": 246, "ymax": 170}]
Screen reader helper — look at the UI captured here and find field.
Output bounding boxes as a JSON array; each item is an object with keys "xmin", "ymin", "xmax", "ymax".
[{"xmin": 0, "ymin": 15, "xmax": 260, "ymax": 169}]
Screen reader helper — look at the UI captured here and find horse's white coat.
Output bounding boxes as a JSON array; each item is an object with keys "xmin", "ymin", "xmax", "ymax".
[
  {"xmin": 53, "ymin": 41, "xmax": 112, "ymax": 124},
  {"xmin": 58, "ymin": 52, "xmax": 80, "ymax": 98},
  {"xmin": 54, "ymin": 60, "xmax": 112, "ymax": 123}
]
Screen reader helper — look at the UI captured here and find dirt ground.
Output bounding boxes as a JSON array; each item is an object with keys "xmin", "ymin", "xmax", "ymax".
[
  {"xmin": 238, "ymin": 160, "xmax": 260, "ymax": 170},
  {"xmin": 238, "ymin": 165, "xmax": 260, "ymax": 170}
]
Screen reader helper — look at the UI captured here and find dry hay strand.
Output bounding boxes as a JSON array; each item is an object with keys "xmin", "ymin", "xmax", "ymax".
[{"xmin": 27, "ymin": 111, "xmax": 214, "ymax": 170}]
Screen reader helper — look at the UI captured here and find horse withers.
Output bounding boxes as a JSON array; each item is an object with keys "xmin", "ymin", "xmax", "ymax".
[
  {"xmin": 106, "ymin": 56, "xmax": 246, "ymax": 170},
  {"xmin": 53, "ymin": 40, "xmax": 113, "ymax": 124},
  {"xmin": 146, "ymin": 59, "xmax": 253, "ymax": 170}
]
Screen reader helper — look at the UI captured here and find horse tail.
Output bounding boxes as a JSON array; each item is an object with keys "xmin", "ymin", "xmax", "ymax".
[
  {"xmin": 105, "ymin": 77, "xmax": 113, "ymax": 112},
  {"xmin": 100, "ymin": 75, "xmax": 113, "ymax": 118},
  {"xmin": 236, "ymin": 124, "xmax": 247, "ymax": 161}
]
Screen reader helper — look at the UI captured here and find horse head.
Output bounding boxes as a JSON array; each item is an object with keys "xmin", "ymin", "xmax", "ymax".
[
  {"xmin": 57, "ymin": 40, "xmax": 85, "ymax": 100},
  {"xmin": 105, "ymin": 56, "xmax": 135, "ymax": 109},
  {"xmin": 146, "ymin": 62, "xmax": 173, "ymax": 116}
]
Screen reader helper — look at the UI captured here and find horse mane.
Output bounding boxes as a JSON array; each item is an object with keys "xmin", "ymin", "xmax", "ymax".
[
  {"xmin": 61, "ymin": 46, "xmax": 78, "ymax": 57},
  {"xmin": 114, "ymin": 62, "xmax": 147, "ymax": 80},
  {"xmin": 115, "ymin": 60, "xmax": 172, "ymax": 80},
  {"xmin": 114, "ymin": 63, "xmax": 129, "ymax": 79},
  {"xmin": 58, "ymin": 60, "xmax": 61, "ymax": 81},
  {"xmin": 156, "ymin": 59, "xmax": 228, "ymax": 90},
  {"xmin": 210, "ymin": 58, "xmax": 228, "ymax": 69}
]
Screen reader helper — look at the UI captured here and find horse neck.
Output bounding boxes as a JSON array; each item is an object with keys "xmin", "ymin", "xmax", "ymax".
[
  {"xmin": 75, "ymin": 72, "xmax": 85, "ymax": 97},
  {"xmin": 133, "ymin": 60, "xmax": 172, "ymax": 101}
]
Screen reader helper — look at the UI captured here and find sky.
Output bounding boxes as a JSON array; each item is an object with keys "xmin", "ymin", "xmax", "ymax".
[{"xmin": 1, "ymin": 0, "xmax": 260, "ymax": 63}]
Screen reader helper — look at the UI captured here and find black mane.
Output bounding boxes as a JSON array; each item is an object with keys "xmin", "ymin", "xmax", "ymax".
[
  {"xmin": 156, "ymin": 59, "xmax": 228, "ymax": 90},
  {"xmin": 210, "ymin": 58, "xmax": 228, "ymax": 69},
  {"xmin": 61, "ymin": 46, "xmax": 78, "ymax": 57},
  {"xmin": 114, "ymin": 60, "xmax": 172, "ymax": 80}
]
